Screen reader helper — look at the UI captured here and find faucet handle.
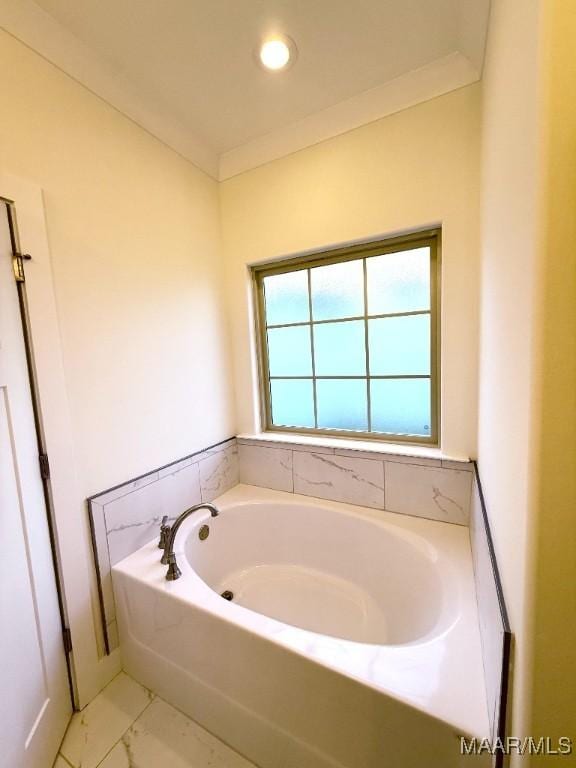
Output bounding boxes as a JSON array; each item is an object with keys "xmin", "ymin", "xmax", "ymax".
[
  {"xmin": 158, "ymin": 515, "xmax": 171, "ymax": 550},
  {"xmin": 165, "ymin": 551, "xmax": 182, "ymax": 581}
]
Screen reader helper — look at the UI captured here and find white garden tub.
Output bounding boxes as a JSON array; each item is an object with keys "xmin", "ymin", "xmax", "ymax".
[{"xmin": 113, "ymin": 484, "xmax": 489, "ymax": 768}]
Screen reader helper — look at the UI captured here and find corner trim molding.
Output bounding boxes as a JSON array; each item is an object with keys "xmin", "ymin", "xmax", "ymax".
[
  {"xmin": 219, "ymin": 52, "xmax": 480, "ymax": 180},
  {"xmin": 472, "ymin": 461, "xmax": 512, "ymax": 764}
]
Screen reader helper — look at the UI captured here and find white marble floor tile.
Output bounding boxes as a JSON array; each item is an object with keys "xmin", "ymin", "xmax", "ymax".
[
  {"xmin": 53, "ymin": 756, "xmax": 73, "ymax": 768},
  {"xmin": 98, "ymin": 697, "xmax": 256, "ymax": 768},
  {"xmin": 60, "ymin": 672, "xmax": 153, "ymax": 768}
]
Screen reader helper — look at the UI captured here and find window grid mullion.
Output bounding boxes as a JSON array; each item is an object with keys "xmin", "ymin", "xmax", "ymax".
[
  {"xmin": 266, "ymin": 307, "xmax": 430, "ymax": 330},
  {"xmin": 257, "ymin": 232, "xmax": 438, "ymax": 444},
  {"xmin": 307, "ymin": 268, "xmax": 318, "ymax": 428},
  {"xmin": 363, "ymin": 258, "xmax": 372, "ymax": 432}
]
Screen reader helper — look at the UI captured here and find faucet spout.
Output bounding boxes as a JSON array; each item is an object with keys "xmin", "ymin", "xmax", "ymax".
[{"xmin": 161, "ymin": 502, "xmax": 220, "ymax": 578}]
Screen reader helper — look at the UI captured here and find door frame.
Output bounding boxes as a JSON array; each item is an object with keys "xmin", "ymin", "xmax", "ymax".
[
  {"xmin": 3, "ymin": 197, "xmax": 76, "ymax": 707},
  {"xmin": 1, "ymin": 174, "xmax": 120, "ymax": 708}
]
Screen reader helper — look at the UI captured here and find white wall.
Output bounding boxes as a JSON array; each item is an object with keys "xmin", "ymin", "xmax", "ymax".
[
  {"xmin": 0, "ymin": 25, "xmax": 482, "ymax": 711},
  {"xmin": 220, "ymin": 85, "xmax": 481, "ymax": 459},
  {"xmin": 9, "ymin": 4, "xmax": 573, "ymax": 736},
  {"xmin": 0, "ymin": 29, "xmax": 235, "ymax": 704}
]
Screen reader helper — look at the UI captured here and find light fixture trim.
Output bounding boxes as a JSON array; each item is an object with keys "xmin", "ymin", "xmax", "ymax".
[{"xmin": 257, "ymin": 34, "xmax": 298, "ymax": 72}]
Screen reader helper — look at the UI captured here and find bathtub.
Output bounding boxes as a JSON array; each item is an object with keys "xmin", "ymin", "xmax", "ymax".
[{"xmin": 113, "ymin": 484, "xmax": 489, "ymax": 768}]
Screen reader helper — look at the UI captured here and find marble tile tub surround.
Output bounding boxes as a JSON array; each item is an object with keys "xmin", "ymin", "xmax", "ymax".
[
  {"xmin": 238, "ymin": 436, "xmax": 473, "ymax": 524},
  {"xmin": 89, "ymin": 432, "xmax": 470, "ymax": 656},
  {"xmin": 469, "ymin": 463, "xmax": 512, "ymax": 760},
  {"xmin": 88, "ymin": 437, "xmax": 238, "ymax": 655},
  {"xmin": 55, "ymin": 671, "xmax": 255, "ymax": 768}
]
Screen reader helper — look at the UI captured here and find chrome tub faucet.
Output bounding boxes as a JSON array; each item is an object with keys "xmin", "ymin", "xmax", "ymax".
[{"xmin": 160, "ymin": 503, "xmax": 220, "ymax": 580}]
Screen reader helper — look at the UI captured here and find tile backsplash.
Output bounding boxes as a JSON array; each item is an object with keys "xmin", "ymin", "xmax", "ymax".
[
  {"xmin": 88, "ymin": 437, "xmax": 238, "ymax": 654},
  {"xmin": 293, "ymin": 451, "xmax": 385, "ymax": 509},
  {"xmin": 88, "ymin": 433, "xmax": 509, "ymax": 756},
  {"xmin": 238, "ymin": 437, "xmax": 473, "ymax": 524},
  {"xmin": 90, "ymin": 434, "xmax": 474, "ymax": 656}
]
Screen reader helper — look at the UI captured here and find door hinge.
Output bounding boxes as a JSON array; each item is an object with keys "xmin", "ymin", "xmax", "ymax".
[
  {"xmin": 12, "ymin": 252, "xmax": 31, "ymax": 283},
  {"xmin": 39, "ymin": 453, "xmax": 50, "ymax": 480},
  {"xmin": 12, "ymin": 253, "xmax": 25, "ymax": 283},
  {"xmin": 62, "ymin": 627, "xmax": 73, "ymax": 654}
]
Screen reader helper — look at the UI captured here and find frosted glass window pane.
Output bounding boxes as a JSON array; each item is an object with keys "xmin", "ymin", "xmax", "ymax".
[
  {"xmin": 371, "ymin": 379, "xmax": 431, "ymax": 436},
  {"xmin": 268, "ymin": 326, "xmax": 312, "ymax": 376},
  {"xmin": 311, "ymin": 260, "xmax": 364, "ymax": 320},
  {"xmin": 369, "ymin": 315, "xmax": 430, "ymax": 375},
  {"xmin": 264, "ymin": 270, "xmax": 309, "ymax": 326},
  {"xmin": 367, "ymin": 247, "xmax": 430, "ymax": 315},
  {"xmin": 317, "ymin": 379, "xmax": 367, "ymax": 431},
  {"xmin": 271, "ymin": 379, "xmax": 314, "ymax": 427},
  {"xmin": 314, "ymin": 320, "xmax": 366, "ymax": 376}
]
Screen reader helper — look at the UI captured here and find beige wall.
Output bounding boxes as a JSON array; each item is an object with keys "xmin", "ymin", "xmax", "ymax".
[
  {"xmin": 221, "ymin": 85, "xmax": 481, "ymax": 459},
  {"xmin": 478, "ymin": 0, "xmax": 542, "ymax": 746},
  {"xmin": 529, "ymin": 0, "xmax": 576, "ymax": 747},
  {"xmin": 0, "ymin": 30, "xmax": 234, "ymax": 490},
  {"xmin": 0, "ymin": 29, "xmax": 234, "ymax": 702},
  {"xmin": 479, "ymin": 0, "xmax": 576, "ymax": 754}
]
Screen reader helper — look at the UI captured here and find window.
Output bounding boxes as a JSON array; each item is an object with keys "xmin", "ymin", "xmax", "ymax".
[{"xmin": 252, "ymin": 230, "xmax": 440, "ymax": 444}]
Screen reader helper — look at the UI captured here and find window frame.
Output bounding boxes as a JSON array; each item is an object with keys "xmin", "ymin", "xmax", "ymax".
[{"xmin": 251, "ymin": 229, "xmax": 441, "ymax": 446}]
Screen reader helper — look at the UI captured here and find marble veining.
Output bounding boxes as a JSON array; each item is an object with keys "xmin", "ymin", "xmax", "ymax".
[
  {"xmin": 238, "ymin": 444, "xmax": 293, "ymax": 492},
  {"xmin": 431, "ymin": 485, "xmax": 466, "ymax": 520},
  {"xmin": 238, "ymin": 438, "xmax": 473, "ymax": 523},
  {"xmin": 88, "ymin": 438, "xmax": 238, "ymax": 655},
  {"xmin": 293, "ymin": 451, "xmax": 385, "ymax": 509},
  {"xmin": 199, "ymin": 442, "xmax": 239, "ymax": 502},
  {"xmin": 304, "ymin": 453, "xmax": 383, "ymax": 490},
  {"xmin": 59, "ymin": 673, "xmax": 153, "ymax": 768},
  {"xmin": 107, "ymin": 515, "xmax": 167, "ymax": 534},
  {"xmin": 385, "ymin": 462, "xmax": 471, "ymax": 525},
  {"xmin": 55, "ymin": 672, "xmax": 256, "ymax": 768},
  {"xmin": 89, "ymin": 435, "xmax": 474, "ymax": 657}
]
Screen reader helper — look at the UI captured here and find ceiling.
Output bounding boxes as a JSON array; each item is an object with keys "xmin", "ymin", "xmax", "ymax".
[{"xmin": 1, "ymin": 0, "xmax": 490, "ymax": 178}]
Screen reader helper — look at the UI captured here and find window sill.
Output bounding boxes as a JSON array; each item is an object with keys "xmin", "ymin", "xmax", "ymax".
[{"xmin": 237, "ymin": 431, "xmax": 470, "ymax": 464}]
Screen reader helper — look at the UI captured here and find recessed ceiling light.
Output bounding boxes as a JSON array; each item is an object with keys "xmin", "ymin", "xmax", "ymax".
[{"xmin": 258, "ymin": 35, "xmax": 297, "ymax": 71}]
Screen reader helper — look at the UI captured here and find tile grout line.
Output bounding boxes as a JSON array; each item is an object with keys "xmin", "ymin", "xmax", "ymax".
[
  {"xmin": 382, "ymin": 459, "xmax": 386, "ymax": 510},
  {"xmin": 93, "ymin": 693, "xmax": 157, "ymax": 768},
  {"xmin": 144, "ymin": 689, "xmax": 259, "ymax": 768},
  {"xmin": 201, "ymin": 443, "xmax": 471, "ymax": 524}
]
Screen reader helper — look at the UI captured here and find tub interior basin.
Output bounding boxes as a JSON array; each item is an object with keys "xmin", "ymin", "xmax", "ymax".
[{"xmin": 185, "ymin": 501, "xmax": 456, "ymax": 646}]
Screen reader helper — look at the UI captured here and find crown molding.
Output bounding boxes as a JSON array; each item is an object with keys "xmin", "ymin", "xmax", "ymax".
[
  {"xmin": 0, "ymin": 0, "xmax": 220, "ymax": 179},
  {"xmin": 218, "ymin": 52, "xmax": 480, "ymax": 180},
  {"xmin": 1, "ymin": 1, "xmax": 480, "ymax": 183}
]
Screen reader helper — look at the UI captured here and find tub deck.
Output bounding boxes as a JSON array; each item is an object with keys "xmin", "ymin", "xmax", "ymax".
[{"xmin": 113, "ymin": 484, "xmax": 490, "ymax": 768}]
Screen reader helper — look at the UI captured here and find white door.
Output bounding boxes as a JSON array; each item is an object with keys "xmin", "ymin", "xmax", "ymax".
[{"xmin": 0, "ymin": 201, "xmax": 71, "ymax": 768}]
